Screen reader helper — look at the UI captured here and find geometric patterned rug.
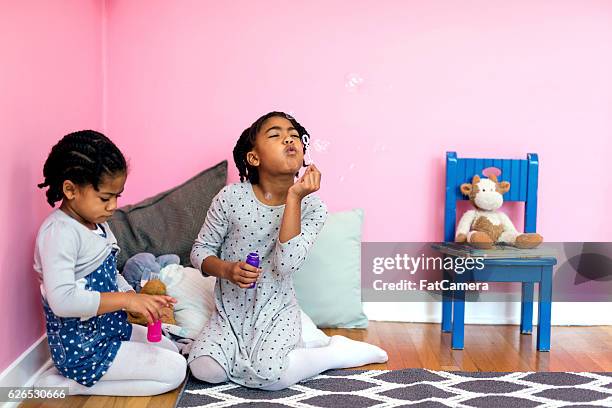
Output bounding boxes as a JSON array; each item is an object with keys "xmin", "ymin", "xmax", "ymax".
[{"xmin": 175, "ymin": 368, "xmax": 612, "ymax": 407}]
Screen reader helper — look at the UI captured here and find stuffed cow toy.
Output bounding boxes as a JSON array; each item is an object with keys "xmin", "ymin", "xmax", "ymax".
[{"xmin": 455, "ymin": 174, "xmax": 543, "ymax": 249}]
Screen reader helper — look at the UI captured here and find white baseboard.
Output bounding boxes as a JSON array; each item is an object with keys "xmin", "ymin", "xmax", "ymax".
[
  {"xmin": 363, "ymin": 302, "xmax": 612, "ymax": 325},
  {"xmin": 0, "ymin": 334, "xmax": 51, "ymax": 408}
]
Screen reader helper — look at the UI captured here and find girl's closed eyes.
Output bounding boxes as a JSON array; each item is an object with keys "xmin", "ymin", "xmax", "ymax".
[
  {"xmin": 100, "ymin": 195, "xmax": 121, "ymax": 202},
  {"xmin": 268, "ymin": 134, "xmax": 300, "ymax": 139}
]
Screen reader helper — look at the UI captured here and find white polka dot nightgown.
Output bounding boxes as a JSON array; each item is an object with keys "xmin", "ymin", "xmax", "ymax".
[{"xmin": 187, "ymin": 182, "xmax": 328, "ymax": 388}]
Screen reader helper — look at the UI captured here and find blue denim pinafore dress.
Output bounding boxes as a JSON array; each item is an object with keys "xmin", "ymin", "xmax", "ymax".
[{"xmin": 42, "ymin": 226, "xmax": 132, "ymax": 386}]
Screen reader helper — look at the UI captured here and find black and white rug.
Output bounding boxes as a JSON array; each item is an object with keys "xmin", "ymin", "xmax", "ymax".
[{"xmin": 175, "ymin": 368, "xmax": 612, "ymax": 407}]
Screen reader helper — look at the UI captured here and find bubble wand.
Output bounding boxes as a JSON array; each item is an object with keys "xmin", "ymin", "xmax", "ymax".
[{"xmin": 302, "ymin": 134, "xmax": 314, "ymax": 166}]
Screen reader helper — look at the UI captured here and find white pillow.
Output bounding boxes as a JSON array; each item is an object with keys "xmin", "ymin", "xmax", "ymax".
[
  {"xmin": 159, "ymin": 264, "xmax": 329, "ymax": 347},
  {"xmin": 160, "ymin": 264, "xmax": 215, "ymax": 339}
]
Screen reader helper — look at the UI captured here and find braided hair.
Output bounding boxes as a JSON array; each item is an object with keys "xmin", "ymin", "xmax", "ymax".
[
  {"xmin": 37, "ymin": 130, "xmax": 128, "ymax": 207},
  {"xmin": 233, "ymin": 111, "xmax": 309, "ymax": 184}
]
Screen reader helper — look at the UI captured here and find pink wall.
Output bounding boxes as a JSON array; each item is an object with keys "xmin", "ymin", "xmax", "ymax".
[
  {"xmin": 3, "ymin": 0, "xmax": 612, "ymax": 374},
  {"xmin": 105, "ymin": 0, "xmax": 612, "ymax": 242},
  {"xmin": 0, "ymin": 0, "xmax": 103, "ymax": 373}
]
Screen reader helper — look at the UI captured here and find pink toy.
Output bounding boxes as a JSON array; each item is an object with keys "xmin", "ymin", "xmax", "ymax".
[{"xmin": 147, "ymin": 319, "xmax": 162, "ymax": 342}]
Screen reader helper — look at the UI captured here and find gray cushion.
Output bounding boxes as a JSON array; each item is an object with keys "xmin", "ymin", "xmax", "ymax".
[{"xmin": 109, "ymin": 161, "xmax": 227, "ymax": 270}]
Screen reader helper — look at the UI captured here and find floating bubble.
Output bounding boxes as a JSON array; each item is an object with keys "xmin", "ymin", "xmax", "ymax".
[
  {"xmin": 312, "ymin": 139, "xmax": 330, "ymax": 153},
  {"xmin": 264, "ymin": 192, "xmax": 273, "ymax": 201},
  {"xmin": 344, "ymin": 72, "xmax": 364, "ymax": 92},
  {"xmin": 349, "ymin": 163, "xmax": 355, "ymax": 170},
  {"xmin": 339, "ymin": 175, "xmax": 345, "ymax": 183},
  {"xmin": 373, "ymin": 143, "xmax": 388, "ymax": 153}
]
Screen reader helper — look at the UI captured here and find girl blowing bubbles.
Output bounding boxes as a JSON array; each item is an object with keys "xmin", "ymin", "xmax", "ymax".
[
  {"xmin": 34, "ymin": 131, "xmax": 186, "ymax": 396},
  {"xmin": 188, "ymin": 112, "xmax": 387, "ymax": 390}
]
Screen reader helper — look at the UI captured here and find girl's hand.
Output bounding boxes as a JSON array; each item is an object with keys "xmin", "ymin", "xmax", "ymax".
[
  {"xmin": 288, "ymin": 164, "xmax": 321, "ymax": 200},
  {"xmin": 223, "ymin": 261, "xmax": 261, "ymax": 288},
  {"xmin": 123, "ymin": 292, "xmax": 176, "ymax": 324}
]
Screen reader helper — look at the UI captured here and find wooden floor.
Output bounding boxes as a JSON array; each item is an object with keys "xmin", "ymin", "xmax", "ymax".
[{"xmin": 21, "ymin": 322, "xmax": 612, "ymax": 408}]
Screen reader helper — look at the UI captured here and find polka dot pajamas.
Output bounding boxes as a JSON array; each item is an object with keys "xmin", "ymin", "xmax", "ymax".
[
  {"xmin": 187, "ymin": 182, "xmax": 327, "ymax": 388},
  {"xmin": 43, "ymin": 247, "xmax": 132, "ymax": 387}
]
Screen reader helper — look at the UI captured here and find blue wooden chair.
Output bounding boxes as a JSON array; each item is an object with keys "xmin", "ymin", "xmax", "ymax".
[{"xmin": 436, "ymin": 151, "xmax": 556, "ymax": 351}]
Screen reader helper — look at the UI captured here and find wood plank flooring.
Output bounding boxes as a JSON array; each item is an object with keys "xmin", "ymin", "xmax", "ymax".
[{"xmin": 20, "ymin": 322, "xmax": 612, "ymax": 408}]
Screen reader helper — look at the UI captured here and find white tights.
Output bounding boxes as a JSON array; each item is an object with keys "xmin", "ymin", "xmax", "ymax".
[
  {"xmin": 189, "ymin": 335, "xmax": 388, "ymax": 391},
  {"xmin": 35, "ymin": 324, "xmax": 187, "ymax": 396}
]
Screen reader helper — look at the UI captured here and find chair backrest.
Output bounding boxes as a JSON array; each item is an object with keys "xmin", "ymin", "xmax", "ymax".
[{"xmin": 444, "ymin": 151, "xmax": 539, "ymax": 242}]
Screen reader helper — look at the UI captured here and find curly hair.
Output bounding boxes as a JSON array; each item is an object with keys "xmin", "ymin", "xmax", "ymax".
[
  {"xmin": 37, "ymin": 130, "xmax": 128, "ymax": 207},
  {"xmin": 233, "ymin": 111, "xmax": 309, "ymax": 184}
]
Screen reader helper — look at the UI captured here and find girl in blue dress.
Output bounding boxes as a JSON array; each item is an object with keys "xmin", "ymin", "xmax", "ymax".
[{"xmin": 33, "ymin": 130, "xmax": 186, "ymax": 396}]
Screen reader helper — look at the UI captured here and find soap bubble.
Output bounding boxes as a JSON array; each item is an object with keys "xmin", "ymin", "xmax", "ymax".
[
  {"xmin": 339, "ymin": 175, "xmax": 345, "ymax": 183},
  {"xmin": 349, "ymin": 163, "xmax": 355, "ymax": 170},
  {"xmin": 264, "ymin": 192, "xmax": 273, "ymax": 200},
  {"xmin": 344, "ymin": 73, "xmax": 364, "ymax": 92},
  {"xmin": 312, "ymin": 139, "xmax": 330, "ymax": 153},
  {"xmin": 373, "ymin": 143, "xmax": 387, "ymax": 153}
]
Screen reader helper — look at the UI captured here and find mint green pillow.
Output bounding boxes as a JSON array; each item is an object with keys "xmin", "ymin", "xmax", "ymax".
[{"xmin": 293, "ymin": 209, "xmax": 368, "ymax": 328}]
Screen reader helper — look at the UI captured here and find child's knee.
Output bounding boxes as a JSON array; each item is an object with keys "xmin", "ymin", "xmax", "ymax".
[
  {"xmin": 159, "ymin": 335, "xmax": 180, "ymax": 353},
  {"xmin": 189, "ymin": 356, "xmax": 228, "ymax": 384},
  {"xmin": 157, "ymin": 350, "xmax": 187, "ymax": 390}
]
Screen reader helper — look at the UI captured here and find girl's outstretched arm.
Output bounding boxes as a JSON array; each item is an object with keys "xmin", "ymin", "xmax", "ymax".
[
  {"xmin": 39, "ymin": 222, "xmax": 174, "ymax": 322},
  {"xmin": 98, "ymin": 292, "xmax": 176, "ymax": 323}
]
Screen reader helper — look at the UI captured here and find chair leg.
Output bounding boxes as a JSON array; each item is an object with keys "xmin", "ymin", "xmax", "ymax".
[
  {"xmin": 451, "ymin": 286, "xmax": 465, "ymax": 350},
  {"xmin": 520, "ymin": 282, "xmax": 534, "ymax": 334},
  {"xmin": 442, "ymin": 267, "xmax": 452, "ymax": 332},
  {"xmin": 537, "ymin": 266, "xmax": 553, "ymax": 352}
]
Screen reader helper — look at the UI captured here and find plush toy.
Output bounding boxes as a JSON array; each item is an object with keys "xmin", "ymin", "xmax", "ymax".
[
  {"xmin": 122, "ymin": 252, "xmax": 180, "ymax": 326},
  {"xmin": 455, "ymin": 174, "xmax": 543, "ymax": 249},
  {"xmin": 121, "ymin": 252, "xmax": 180, "ymax": 292},
  {"xmin": 127, "ymin": 278, "xmax": 176, "ymax": 325}
]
